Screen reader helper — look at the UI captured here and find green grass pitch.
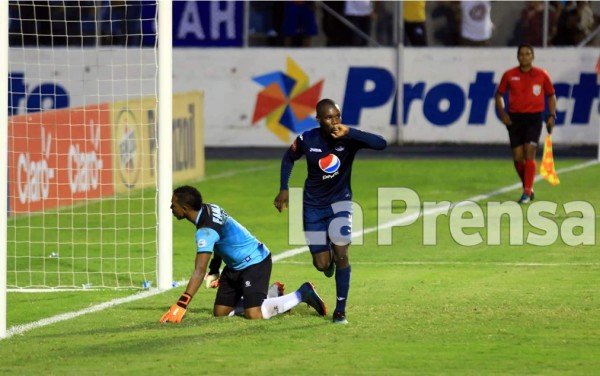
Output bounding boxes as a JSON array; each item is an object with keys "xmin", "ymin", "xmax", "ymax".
[{"xmin": 2, "ymin": 157, "xmax": 600, "ymax": 375}]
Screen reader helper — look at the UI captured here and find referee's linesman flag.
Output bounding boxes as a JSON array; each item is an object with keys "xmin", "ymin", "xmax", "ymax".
[{"xmin": 540, "ymin": 135, "xmax": 560, "ymax": 186}]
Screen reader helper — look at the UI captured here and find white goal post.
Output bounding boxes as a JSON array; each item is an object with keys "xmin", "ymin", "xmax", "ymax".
[
  {"xmin": 157, "ymin": 0, "xmax": 173, "ymax": 291},
  {"xmin": 1, "ymin": 1, "xmax": 10, "ymax": 339},
  {"xmin": 1, "ymin": 0, "xmax": 174, "ymax": 338}
]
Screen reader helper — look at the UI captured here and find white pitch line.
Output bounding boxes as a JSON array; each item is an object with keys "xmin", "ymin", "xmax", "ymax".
[
  {"xmin": 4, "ymin": 289, "xmax": 163, "ymax": 339},
  {"xmin": 195, "ymin": 165, "xmax": 277, "ymax": 182},
  {"xmin": 3, "ymin": 159, "xmax": 598, "ymax": 340}
]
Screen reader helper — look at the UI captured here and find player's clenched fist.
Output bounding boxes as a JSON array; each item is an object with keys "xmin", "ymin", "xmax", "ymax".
[
  {"xmin": 204, "ymin": 273, "xmax": 219, "ymax": 289},
  {"xmin": 273, "ymin": 190, "xmax": 289, "ymax": 213},
  {"xmin": 160, "ymin": 292, "xmax": 192, "ymax": 323}
]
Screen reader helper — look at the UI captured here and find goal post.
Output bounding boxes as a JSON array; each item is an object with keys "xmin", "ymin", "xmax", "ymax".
[
  {"xmin": 1, "ymin": 0, "xmax": 9, "ymax": 339},
  {"xmin": 157, "ymin": 0, "xmax": 173, "ymax": 291},
  {"xmin": 2, "ymin": 0, "xmax": 177, "ymax": 307}
]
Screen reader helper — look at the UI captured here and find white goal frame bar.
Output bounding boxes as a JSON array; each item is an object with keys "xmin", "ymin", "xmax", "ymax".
[
  {"xmin": 1, "ymin": 1, "xmax": 9, "ymax": 339},
  {"xmin": 157, "ymin": 0, "xmax": 173, "ymax": 290}
]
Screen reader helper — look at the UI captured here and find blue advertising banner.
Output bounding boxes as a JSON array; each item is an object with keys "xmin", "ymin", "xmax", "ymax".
[{"xmin": 141, "ymin": 1, "xmax": 244, "ymax": 47}]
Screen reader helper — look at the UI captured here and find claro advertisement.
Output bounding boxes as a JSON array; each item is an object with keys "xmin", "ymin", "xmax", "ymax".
[{"xmin": 8, "ymin": 91, "xmax": 205, "ymax": 215}]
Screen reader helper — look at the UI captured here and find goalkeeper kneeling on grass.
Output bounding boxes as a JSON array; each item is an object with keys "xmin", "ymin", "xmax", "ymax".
[{"xmin": 160, "ymin": 185, "xmax": 327, "ymax": 323}]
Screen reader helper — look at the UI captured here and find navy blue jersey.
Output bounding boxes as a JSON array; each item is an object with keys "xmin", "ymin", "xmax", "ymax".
[
  {"xmin": 194, "ymin": 203, "xmax": 270, "ymax": 270},
  {"xmin": 280, "ymin": 127, "xmax": 386, "ymax": 207}
]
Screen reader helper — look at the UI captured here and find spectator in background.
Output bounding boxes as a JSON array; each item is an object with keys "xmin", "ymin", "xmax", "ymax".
[
  {"xmin": 571, "ymin": 1, "xmax": 599, "ymax": 45},
  {"xmin": 459, "ymin": 0, "xmax": 493, "ymax": 46},
  {"xmin": 404, "ymin": 0, "xmax": 428, "ymax": 46},
  {"xmin": 553, "ymin": 1, "xmax": 599, "ymax": 46},
  {"xmin": 50, "ymin": 1, "xmax": 97, "ymax": 46},
  {"xmin": 9, "ymin": 1, "xmax": 36, "ymax": 46},
  {"xmin": 374, "ymin": 1, "xmax": 394, "ymax": 46},
  {"xmin": 520, "ymin": 1, "xmax": 560, "ymax": 46},
  {"xmin": 342, "ymin": 0, "xmax": 375, "ymax": 46},
  {"xmin": 281, "ymin": 1, "xmax": 319, "ymax": 47},
  {"xmin": 431, "ymin": 1, "xmax": 461, "ymax": 46},
  {"xmin": 99, "ymin": 0, "xmax": 142, "ymax": 46},
  {"xmin": 249, "ymin": 1, "xmax": 284, "ymax": 46},
  {"xmin": 13, "ymin": 1, "xmax": 52, "ymax": 46},
  {"xmin": 553, "ymin": 1, "xmax": 576, "ymax": 45},
  {"xmin": 322, "ymin": 1, "xmax": 347, "ymax": 46}
]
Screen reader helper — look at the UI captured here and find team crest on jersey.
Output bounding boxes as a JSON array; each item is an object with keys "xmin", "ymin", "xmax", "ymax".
[
  {"xmin": 319, "ymin": 154, "xmax": 340, "ymax": 173},
  {"xmin": 532, "ymin": 84, "xmax": 542, "ymax": 96}
]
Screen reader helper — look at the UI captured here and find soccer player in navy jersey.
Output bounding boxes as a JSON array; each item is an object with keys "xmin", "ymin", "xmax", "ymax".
[
  {"xmin": 495, "ymin": 43, "xmax": 556, "ymax": 204},
  {"xmin": 160, "ymin": 185, "xmax": 326, "ymax": 323},
  {"xmin": 273, "ymin": 98, "xmax": 387, "ymax": 324}
]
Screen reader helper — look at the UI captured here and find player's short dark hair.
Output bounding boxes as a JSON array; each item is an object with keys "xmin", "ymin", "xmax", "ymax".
[
  {"xmin": 517, "ymin": 43, "xmax": 534, "ymax": 57},
  {"xmin": 173, "ymin": 185, "xmax": 203, "ymax": 210},
  {"xmin": 316, "ymin": 98, "xmax": 337, "ymax": 117}
]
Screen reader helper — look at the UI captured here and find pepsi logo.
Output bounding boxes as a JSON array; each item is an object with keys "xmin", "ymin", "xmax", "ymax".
[{"xmin": 319, "ymin": 154, "xmax": 340, "ymax": 173}]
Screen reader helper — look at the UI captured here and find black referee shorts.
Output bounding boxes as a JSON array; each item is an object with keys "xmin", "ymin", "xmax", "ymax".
[{"xmin": 506, "ymin": 112, "xmax": 543, "ymax": 148}]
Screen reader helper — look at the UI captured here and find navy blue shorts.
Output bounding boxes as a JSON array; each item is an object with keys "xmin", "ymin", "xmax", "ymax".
[
  {"xmin": 281, "ymin": 3, "xmax": 318, "ymax": 37},
  {"xmin": 506, "ymin": 112, "xmax": 543, "ymax": 148},
  {"xmin": 214, "ymin": 253, "xmax": 271, "ymax": 309},
  {"xmin": 304, "ymin": 204, "xmax": 352, "ymax": 254}
]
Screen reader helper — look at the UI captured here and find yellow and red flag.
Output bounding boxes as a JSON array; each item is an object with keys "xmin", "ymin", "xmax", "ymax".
[{"xmin": 540, "ymin": 134, "xmax": 560, "ymax": 185}]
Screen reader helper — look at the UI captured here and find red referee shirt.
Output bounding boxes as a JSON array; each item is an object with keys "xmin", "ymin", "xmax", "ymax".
[{"xmin": 497, "ymin": 66, "xmax": 555, "ymax": 113}]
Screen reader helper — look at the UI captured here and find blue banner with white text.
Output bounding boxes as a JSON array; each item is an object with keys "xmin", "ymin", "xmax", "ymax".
[{"xmin": 142, "ymin": 1, "xmax": 244, "ymax": 47}]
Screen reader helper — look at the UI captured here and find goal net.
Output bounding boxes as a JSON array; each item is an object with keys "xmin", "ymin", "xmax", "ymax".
[{"xmin": 6, "ymin": 0, "xmax": 162, "ymax": 290}]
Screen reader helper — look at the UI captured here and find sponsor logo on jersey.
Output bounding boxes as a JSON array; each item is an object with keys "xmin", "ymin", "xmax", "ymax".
[
  {"xmin": 309, "ymin": 148, "xmax": 322, "ymax": 152},
  {"xmin": 334, "ymin": 144, "xmax": 345, "ymax": 152},
  {"xmin": 197, "ymin": 239, "xmax": 207, "ymax": 248},
  {"xmin": 319, "ymin": 154, "xmax": 340, "ymax": 174}
]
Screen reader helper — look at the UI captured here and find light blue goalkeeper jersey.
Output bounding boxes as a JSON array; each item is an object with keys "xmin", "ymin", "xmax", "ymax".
[{"xmin": 194, "ymin": 203, "xmax": 269, "ymax": 270}]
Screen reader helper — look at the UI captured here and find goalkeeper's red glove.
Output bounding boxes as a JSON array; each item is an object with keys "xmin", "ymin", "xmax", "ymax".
[
  {"xmin": 160, "ymin": 292, "xmax": 192, "ymax": 323},
  {"xmin": 204, "ymin": 273, "xmax": 220, "ymax": 289}
]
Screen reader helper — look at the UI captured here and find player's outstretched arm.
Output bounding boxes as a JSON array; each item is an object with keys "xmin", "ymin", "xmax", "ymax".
[
  {"xmin": 342, "ymin": 126, "xmax": 387, "ymax": 150},
  {"xmin": 276, "ymin": 143, "xmax": 302, "ymax": 212},
  {"xmin": 160, "ymin": 252, "xmax": 211, "ymax": 323},
  {"xmin": 330, "ymin": 124, "xmax": 350, "ymax": 139}
]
